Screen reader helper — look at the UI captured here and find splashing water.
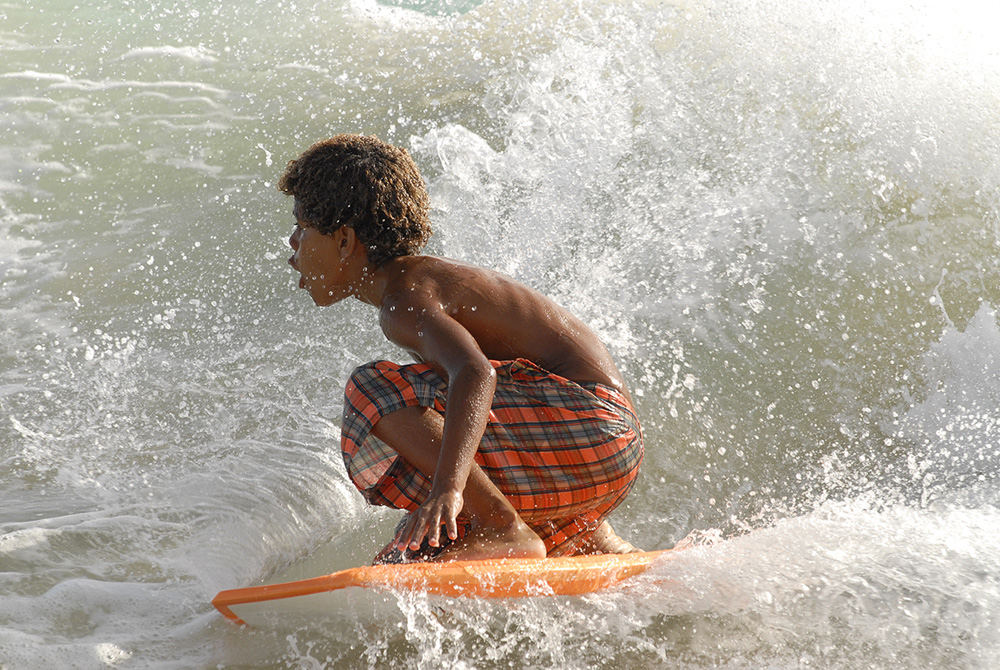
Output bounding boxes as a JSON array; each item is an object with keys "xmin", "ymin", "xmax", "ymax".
[{"xmin": 1, "ymin": 0, "xmax": 998, "ymax": 667}]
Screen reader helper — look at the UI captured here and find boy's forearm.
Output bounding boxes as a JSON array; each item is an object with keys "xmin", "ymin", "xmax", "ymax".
[{"xmin": 431, "ymin": 362, "xmax": 497, "ymax": 494}]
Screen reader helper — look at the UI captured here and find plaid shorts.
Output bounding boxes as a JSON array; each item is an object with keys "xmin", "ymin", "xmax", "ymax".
[{"xmin": 341, "ymin": 358, "xmax": 644, "ymax": 556}]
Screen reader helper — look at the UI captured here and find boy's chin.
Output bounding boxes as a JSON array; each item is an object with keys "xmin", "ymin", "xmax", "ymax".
[{"xmin": 310, "ymin": 291, "xmax": 347, "ymax": 307}]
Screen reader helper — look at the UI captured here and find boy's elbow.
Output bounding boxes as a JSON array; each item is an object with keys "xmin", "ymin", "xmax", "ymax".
[
  {"xmin": 472, "ymin": 359, "xmax": 497, "ymax": 381},
  {"xmin": 456, "ymin": 358, "xmax": 496, "ymax": 388}
]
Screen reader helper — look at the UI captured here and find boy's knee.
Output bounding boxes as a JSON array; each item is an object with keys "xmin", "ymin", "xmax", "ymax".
[
  {"xmin": 346, "ymin": 361, "xmax": 393, "ymax": 399},
  {"xmin": 348, "ymin": 360, "xmax": 386, "ymax": 382},
  {"xmin": 343, "ymin": 360, "xmax": 439, "ymax": 417}
]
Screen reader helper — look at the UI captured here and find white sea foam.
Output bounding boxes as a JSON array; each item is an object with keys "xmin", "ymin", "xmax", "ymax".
[
  {"xmin": 893, "ymin": 304, "xmax": 1000, "ymax": 489},
  {"xmin": 1, "ymin": 0, "xmax": 998, "ymax": 667},
  {"xmin": 0, "ymin": 70, "xmax": 229, "ymax": 96},
  {"xmin": 121, "ymin": 45, "xmax": 220, "ymax": 64}
]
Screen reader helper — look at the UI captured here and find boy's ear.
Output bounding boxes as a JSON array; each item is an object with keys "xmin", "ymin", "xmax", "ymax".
[{"xmin": 337, "ymin": 226, "xmax": 358, "ymax": 260}]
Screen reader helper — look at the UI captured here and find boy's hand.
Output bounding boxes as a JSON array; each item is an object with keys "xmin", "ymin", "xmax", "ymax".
[{"xmin": 395, "ymin": 487, "xmax": 463, "ymax": 551}]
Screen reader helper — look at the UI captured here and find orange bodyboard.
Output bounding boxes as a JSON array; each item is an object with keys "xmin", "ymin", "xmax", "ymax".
[{"xmin": 213, "ymin": 549, "xmax": 674, "ymax": 625}]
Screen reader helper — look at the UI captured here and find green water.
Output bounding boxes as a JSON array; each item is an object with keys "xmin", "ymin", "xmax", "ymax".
[{"xmin": 1, "ymin": 0, "xmax": 999, "ymax": 667}]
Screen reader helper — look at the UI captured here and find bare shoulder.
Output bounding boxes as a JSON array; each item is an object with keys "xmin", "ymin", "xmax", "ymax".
[
  {"xmin": 374, "ymin": 256, "xmax": 473, "ymax": 342},
  {"xmin": 376, "ymin": 256, "xmax": 628, "ymax": 394},
  {"xmin": 388, "ymin": 255, "xmax": 503, "ymax": 286},
  {"xmin": 380, "ymin": 256, "xmax": 557, "ymax": 322},
  {"xmin": 375, "ymin": 256, "xmax": 512, "ymax": 342}
]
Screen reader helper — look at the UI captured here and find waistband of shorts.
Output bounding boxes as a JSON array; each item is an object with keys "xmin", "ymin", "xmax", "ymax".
[{"xmin": 498, "ymin": 358, "xmax": 641, "ymax": 430}]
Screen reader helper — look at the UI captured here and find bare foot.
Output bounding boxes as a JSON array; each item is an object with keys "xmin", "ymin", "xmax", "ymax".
[
  {"xmin": 670, "ymin": 527, "xmax": 722, "ymax": 551},
  {"xmin": 575, "ymin": 520, "xmax": 641, "ymax": 555},
  {"xmin": 436, "ymin": 517, "xmax": 545, "ymax": 562}
]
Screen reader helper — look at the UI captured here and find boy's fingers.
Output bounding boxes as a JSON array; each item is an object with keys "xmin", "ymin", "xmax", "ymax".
[
  {"xmin": 447, "ymin": 493, "xmax": 463, "ymax": 540},
  {"xmin": 393, "ymin": 519, "xmax": 410, "ymax": 550},
  {"xmin": 427, "ymin": 518, "xmax": 441, "ymax": 548},
  {"xmin": 408, "ymin": 512, "xmax": 430, "ymax": 550},
  {"xmin": 395, "ymin": 496, "xmax": 458, "ymax": 552},
  {"xmin": 402, "ymin": 506, "xmax": 437, "ymax": 550},
  {"xmin": 396, "ymin": 511, "xmax": 424, "ymax": 550}
]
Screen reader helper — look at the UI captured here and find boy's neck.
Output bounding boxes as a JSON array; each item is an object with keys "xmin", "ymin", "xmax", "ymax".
[{"xmin": 354, "ymin": 255, "xmax": 407, "ymax": 308}]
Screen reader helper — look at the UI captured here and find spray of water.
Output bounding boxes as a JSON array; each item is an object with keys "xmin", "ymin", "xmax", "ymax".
[{"xmin": 1, "ymin": 0, "xmax": 998, "ymax": 666}]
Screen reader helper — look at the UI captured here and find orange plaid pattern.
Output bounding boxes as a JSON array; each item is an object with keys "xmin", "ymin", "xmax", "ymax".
[{"xmin": 341, "ymin": 358, "xmax": 643, "ymax": 556}]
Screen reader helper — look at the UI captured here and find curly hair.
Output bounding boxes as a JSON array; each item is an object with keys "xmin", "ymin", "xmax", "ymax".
[{"xmin": 278, "ymin": 135, "xmax": 432, "ymax": 267}]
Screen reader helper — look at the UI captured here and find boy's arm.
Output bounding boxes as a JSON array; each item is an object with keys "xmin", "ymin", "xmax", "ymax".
[{"xmin": 379, "ymin": 295, "xmax": 498, "ymax": 551}]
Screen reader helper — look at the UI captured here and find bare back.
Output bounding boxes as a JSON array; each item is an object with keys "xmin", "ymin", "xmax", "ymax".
[{"xmin": 377, "ymin": 256, "xmax": 626, "ymax": 394}]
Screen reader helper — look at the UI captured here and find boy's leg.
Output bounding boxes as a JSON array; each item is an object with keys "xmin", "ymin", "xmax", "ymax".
[
  {"xmin": 573, "ymin": 520, "xmax": 641, "ymax": 555},
  {"xmin": 371, "ymin": 406, "xmax": 545, "ymax": 562}
]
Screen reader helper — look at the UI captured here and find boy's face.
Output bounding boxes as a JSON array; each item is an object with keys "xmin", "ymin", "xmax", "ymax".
[{"xmin": 287, "ymin": 203, "xmax": 354, "ymax": 306}]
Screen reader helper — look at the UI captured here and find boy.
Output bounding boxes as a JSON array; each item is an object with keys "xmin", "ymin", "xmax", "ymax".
[{"xmin": 280, "ymin": 134, "xmax": 643, "ymax": 563}]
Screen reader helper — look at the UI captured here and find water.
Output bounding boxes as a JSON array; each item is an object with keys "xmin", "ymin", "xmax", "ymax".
[{"xmin": 1, "ymin": 0, "xmax": 998, "ymax": 666}]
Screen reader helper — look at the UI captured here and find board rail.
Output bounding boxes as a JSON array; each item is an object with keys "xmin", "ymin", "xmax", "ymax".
[{"xmin": 213, "ymin": 549, "xmax": 671, "ymax": 625}]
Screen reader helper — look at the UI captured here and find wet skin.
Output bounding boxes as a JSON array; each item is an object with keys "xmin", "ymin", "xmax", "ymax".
[{"xmin": 288, "ymin": 215, "xmax": 634, "ymax": 558}]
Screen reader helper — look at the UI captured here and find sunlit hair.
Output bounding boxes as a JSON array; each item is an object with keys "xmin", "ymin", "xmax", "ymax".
[{"xmin": 278, "ymin": 134, "xmax": 432, "ymax": 267}]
